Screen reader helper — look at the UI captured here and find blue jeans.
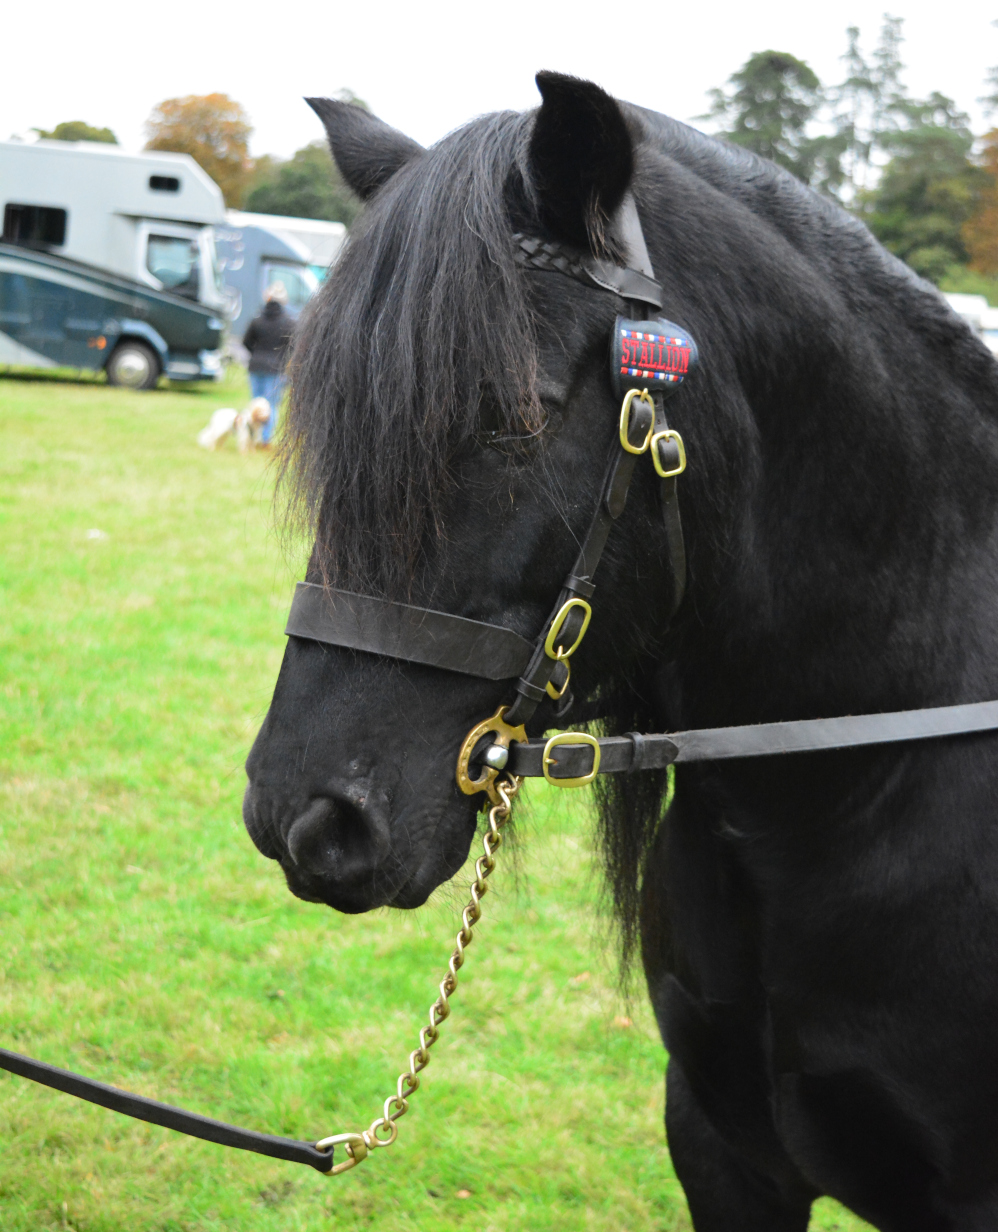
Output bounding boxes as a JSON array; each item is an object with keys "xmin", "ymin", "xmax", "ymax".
[{"xmin": 249, "ymin": 371, "xmax": 285, "ymax": 443}]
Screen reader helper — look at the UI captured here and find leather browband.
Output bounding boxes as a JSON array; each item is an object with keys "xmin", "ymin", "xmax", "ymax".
[
  {"xmin": 286, "ymin": 583, "xmax": 534, "ymax": 680},
  {"xmin": 512, "ymin": 235, "xmax": 664, "ymax": 310},
  {"xmin": 512, "ymin": 191, "xmax": 664, "ymax": 309}
]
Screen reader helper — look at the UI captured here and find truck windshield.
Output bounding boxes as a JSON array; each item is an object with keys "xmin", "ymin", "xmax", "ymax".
[{"xmin": 147, "ymin": 234, "xmax": 200, "ymax": 300}]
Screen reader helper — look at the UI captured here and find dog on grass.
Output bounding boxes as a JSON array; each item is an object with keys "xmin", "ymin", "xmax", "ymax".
[{"xmin": 197, "ymin": 398, "xmax": 271, "ymax": 452}]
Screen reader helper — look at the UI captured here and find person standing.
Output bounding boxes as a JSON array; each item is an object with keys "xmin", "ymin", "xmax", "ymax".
[{"xmin": 242, "ymin": 283, "xmax": 294, "ymax": 445}]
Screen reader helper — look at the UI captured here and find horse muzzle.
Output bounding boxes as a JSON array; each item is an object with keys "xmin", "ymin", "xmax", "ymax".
[{"xmin": 242, "ymin": 779, "xmax": 404, "ymax": 913}]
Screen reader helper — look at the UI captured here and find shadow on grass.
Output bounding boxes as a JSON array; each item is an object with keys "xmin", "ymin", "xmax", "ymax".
[
  {"xmin": 0, "ymin": 366, "xmax": 224, "ymax": 395},
  {"xmin": 0, "ymin": 365, "xmax": 107, "ymax": 386}
]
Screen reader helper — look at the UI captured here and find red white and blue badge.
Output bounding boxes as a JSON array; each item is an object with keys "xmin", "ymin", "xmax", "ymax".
[{"xmin": 611, "ymin": 316, "xmax": 698, "ymax": 400}]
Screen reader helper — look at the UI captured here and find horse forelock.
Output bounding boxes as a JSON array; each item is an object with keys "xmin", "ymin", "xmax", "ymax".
[{"xmin": 277, "ymin": 110, "xmax": 545, "ymax": 597}]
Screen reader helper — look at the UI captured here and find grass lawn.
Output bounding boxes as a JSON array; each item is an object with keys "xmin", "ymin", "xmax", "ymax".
[{"xmin": 0, "ymin": 370, "xmax": 872, "ymax": 1231}]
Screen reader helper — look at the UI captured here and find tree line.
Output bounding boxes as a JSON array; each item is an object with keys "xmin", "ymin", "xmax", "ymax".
[
  {"xmin": 29, "ymin": 21, "xmax": 998, "ymax": 300},
  {"xmin": 31, "ymin": 95, "xmax": 362, "ymax": 228},
  {"xmin": 705, "ymin": 16, "xmax": 998, "ymax": 296}
]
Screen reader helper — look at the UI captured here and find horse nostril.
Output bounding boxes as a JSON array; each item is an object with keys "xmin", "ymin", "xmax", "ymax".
[
  {"xmin": 285, "ymin": 798, "xmax": 338, "ymax": 870},
  {"xmin": 284, "ymin": 794, "xmax": 387, "ymax": 882}
]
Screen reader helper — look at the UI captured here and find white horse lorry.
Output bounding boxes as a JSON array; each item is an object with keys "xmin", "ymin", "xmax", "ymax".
[{"xmin": 0, "ymin": 140, "xmax": 230, "ymax": 388}]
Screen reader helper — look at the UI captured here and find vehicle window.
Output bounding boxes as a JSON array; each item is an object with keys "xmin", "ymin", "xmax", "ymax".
[
  {"xmin": 262, "ymin": 262, "xmax": 317, "ymax": 311},
  {"xmin": 147, "ymin": 234, "xmax": 200, "ymax": 299},
  {"xmin": 3, "ymin": 204, "xmax": 67, "ymax": 247}
]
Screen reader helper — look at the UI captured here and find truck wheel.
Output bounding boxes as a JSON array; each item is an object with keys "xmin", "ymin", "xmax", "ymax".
[{"xmin": 106, "ymin": 341, "xmax": 160, "ymax": 390}]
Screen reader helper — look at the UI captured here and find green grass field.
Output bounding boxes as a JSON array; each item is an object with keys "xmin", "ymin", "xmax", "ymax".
[{"xmin": 0, "ymin": 371, "xmax": 872, "ymax": 1231}]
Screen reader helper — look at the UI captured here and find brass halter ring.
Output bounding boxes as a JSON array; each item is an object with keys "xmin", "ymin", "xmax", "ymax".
[{"xmin": 455, "ymin": 706, "xmax": 527, "ymax": 805}]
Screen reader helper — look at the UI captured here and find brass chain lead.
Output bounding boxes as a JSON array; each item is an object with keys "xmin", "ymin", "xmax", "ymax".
[{"xmin": 315, "ymin": 774, "xmax": 522, "ymax": 1175}]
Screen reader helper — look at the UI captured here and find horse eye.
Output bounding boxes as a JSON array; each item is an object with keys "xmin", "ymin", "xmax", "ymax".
[
  {"xmin": 478, "ymin": 398, "xmax": 505, "ymax": 438},
  {"xmin": 475, "ymin": 397, "xmax": 547, "ymax": 456}
]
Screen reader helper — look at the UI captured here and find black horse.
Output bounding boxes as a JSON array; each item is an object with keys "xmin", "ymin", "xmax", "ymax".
[{"xmin": 244, "ymin": 73, "xmax": 998, "ymax": 1229}]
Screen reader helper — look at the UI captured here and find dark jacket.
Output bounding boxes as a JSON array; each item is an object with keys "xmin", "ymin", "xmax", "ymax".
[{"xmin": 243, "ymin": 301, "xmax": 294, "ymax": 374}]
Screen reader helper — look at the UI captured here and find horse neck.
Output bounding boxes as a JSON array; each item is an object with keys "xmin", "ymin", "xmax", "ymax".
[{"xmin": 655, "ymin": 159, "xmax": 998, "ymax": 731}]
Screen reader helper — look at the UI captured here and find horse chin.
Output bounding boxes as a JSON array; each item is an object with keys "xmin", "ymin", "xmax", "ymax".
[{"xmin": 278, "ymin": 851, "xmax": 455, "ymax": 914}]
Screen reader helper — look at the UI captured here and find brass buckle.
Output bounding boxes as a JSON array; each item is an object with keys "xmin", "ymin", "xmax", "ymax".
[
  {"xmin": 542, "ymin": 732, "xmax": 601, "ymax": 788},
  {"xmin": 651, "ymin": 428, "xmax": 687, "ymax": 478},
  {"xmin": 456, "ymin": 706, "xmax": 527, "ymax": 805},
  {"xmin": 543, "ymin": 598, "xmax": 592, "ymax": 661},
  {"xmin": 618, "ymin": 388, "xmax": 655, "ymax": 454}
]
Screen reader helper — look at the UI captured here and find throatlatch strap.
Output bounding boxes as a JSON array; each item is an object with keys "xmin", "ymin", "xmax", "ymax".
[
  {"xmin": 0, "ymin": 1048, "xmax": 334, "ymax": 1172},
  {"xmin": 506, "ymin": 700, "xmax": 998, "ymax": 779}
]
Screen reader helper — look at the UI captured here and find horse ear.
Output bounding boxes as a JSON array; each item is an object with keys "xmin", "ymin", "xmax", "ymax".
[
  {"xmin": 305, "ymin": 98, "xmax": 424, "ymax": 201},
  {"xmin": 528, "ymin": 71, "xmax": 634, "ymax": 253}
]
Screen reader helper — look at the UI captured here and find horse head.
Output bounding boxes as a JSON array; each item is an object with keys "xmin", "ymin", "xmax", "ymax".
[
  {"xmin": 244, "ymin": 69, "xmax": 997, "ymax": 926},
  {"xmin": 243, "ymin": 73, "xmax": 699, "ymax": 913}
]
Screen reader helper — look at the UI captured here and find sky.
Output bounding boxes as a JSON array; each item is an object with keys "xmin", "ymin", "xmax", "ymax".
[{"xmin": 4, "ymin": 0, "xmax": 998, "ymax": 158}]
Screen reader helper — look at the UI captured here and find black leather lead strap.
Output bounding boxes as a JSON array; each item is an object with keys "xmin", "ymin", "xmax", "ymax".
[
  {"xmin": 506, "ymin": 700, "xmax": 998, "ymax": 779},
  {"xmin": 285, "ymin": 584, "xmax": 534, "ymax": 680},
  {"xmin": 0, "ymin": 1048, "xmax": 334, "ymax": 1172}
]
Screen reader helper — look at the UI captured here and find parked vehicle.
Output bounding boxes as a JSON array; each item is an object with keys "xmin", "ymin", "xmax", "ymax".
[
  {"xmin": 942, "ymin": 292, "xmax": 998, "ymax": 358},
  {"xmin": 0, "ymin": 139, "xmax": 229, "ymax": 388},
  {"xmin": 215, "ymin": 210, "xmax": 346, "ymax": 337}
]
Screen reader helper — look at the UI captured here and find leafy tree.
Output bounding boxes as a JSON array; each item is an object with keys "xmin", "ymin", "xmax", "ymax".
[
  {"xmin": 145, "ymin": 94, "xmax": 252, "ymax": 207},
  {"xmin": 703, "ymin": 18, "xmax": 909, "ymax": 202},
  {"xmin": 703, "ymin": 50, "xmax": 823, "ymax": 181},
  {"xmin": 966, "ymin": 26, "xmax": 998, "ymax": 277},
  {"xmin": 862, "ymin": 94, "xmax": 984, "ymax": 282},
  {"xmin": 701, "ymin": 18, "xmax": 988, "ymax": 289},
  {"xmin": 870, "ymin": 15, "xmax": 906, "ymax": 136},
  {"xmin": 980, "ymin": 20, "xmax": 998, "ymax": 115},
  {"xmin": 32, "ymin": 120, "xmax": 117, "ymax": 144},
  {"xmin": 830, "ymin": 26, "xmax": 876, "ymax": 193},
  {"xmin": 963, "ymin": 128, "xmax": 998, "ymax": 275},
  {"xmin": 830, "ymin": 17, "xmax": 905, "ymax": 198},
  {"xmin": 244, "ymin": 141, "xmax": 362, "ymax": 227}
]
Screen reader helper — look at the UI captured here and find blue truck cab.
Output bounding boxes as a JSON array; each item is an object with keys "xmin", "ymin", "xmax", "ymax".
[
  {"xmin": 0, "ymin": 139, "xmax": 230, "ymax": 388},
  {"xmin": 216, "ymin": 210, "xmax": 346, "ymax": 339}
]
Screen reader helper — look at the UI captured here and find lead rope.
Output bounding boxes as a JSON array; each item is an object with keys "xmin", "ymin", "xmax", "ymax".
[{"xmin": 315, "ymin": 774, "xmax": 522, "ymax": 1175}]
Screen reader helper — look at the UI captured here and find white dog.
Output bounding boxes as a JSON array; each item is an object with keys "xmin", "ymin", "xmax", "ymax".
[{"xmin": 197, "ymin": 398, "xmax": 271, "ymax": 452}]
